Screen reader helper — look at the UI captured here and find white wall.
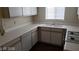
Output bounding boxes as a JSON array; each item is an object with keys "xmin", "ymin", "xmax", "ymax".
[
  {"xmin": 33, "ymin": 7, "xmax": 79, "ymax": 26},
  {"xmin": 2, "ymin": 16, "xmax": 32, "ymax": 30}
]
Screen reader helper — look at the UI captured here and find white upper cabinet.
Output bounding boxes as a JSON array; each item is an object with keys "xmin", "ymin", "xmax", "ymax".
[
  {"xmin": 31, "ymin": 7, "xmax": 37, "ymax": 15},
  {"xmin": 22, "ymin": 7, "xmax": 32, "ymax": 16},
  {"xmin": 77, "ymin": 8, "xmax": 79, "ymax": 19},
  {"xmin": 9, "ymin": 7, "xmax": 37, "ymax": 17},
  {"xmin": 22, "ymin": 7, "xmax": 37, "ymax": 16},
  {"xmin": 9, "ymin": 7, "xmax": 22, "ymax": 17}
]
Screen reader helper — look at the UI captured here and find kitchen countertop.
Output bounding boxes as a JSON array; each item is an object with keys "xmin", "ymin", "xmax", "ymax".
[
  {"xmin": 38, "ymin": 24, "xmax": 79, "ymax": 32},
  {"xmin": 0, "ymin": 23, "xmax": 39, "ymax": 46},
  {"xmin": 0, "ymin": 23, "xmax": 79, "ymax": 47}
]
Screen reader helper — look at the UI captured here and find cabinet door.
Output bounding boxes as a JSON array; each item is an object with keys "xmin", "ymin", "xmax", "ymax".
[
  {"xmin": 22, "ymin": 7, "xmax": 32, "ymax": 16},
  {"xmin": 21, "ymin": 31, "xmax": 32, "ymax": 51},
  {"xmin": 40, "ymin": 30, "xmax": 50, "ymax": 43},
  {"xmin": 0, "ymin": 8, "xmax": 3, "ymax": 18},
  {"xmin": 2, "ymin": 7, "xmax": 10, "ymax": 18},
  {"xmin": 7, "ymin": 40, "xmax": 22, "ymax": 51},
  {"xmin": 26, "ymin": 32, "xmax": 32, "ymax": 50},
  {"xmin": 0, "ymin": 7, "xmax": 10, "ymax": 18},
  {"xmin": 2, "ymin": 37, "xmax": 22, "ymax": 51},
  {"xmin": 9, "ymin": 7, "xmax": 22, "ymax": 17},
  {"xmin": 21, "ymin": 33, "xmax": 27, "ymax": 51},
  {"xmin": 31, "ymin": 29, "xmax": 38, "ymax": 46},
  {"xmin": 31, "ymin": 7, "xmax": 37, "ymax": 15},
  {"xmin": 51, "ymin": 28, "xmax": 66, "ymax": 46},
  {"xmin": 22, "ymin": 7, "xmax": 37, "ymax": 16},
  {"xmin": 51, "ymin": 31, "xmax": 63, "ymax": 46}
]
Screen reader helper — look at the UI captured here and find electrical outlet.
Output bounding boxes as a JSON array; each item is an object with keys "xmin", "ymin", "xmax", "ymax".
[
  {"xmin": 1, "ymin": 29, "xmax": 5, "ymax": 36},
  {"xmin": 14, "ymin": 21, "xmax": 16, "ymax": 24}
]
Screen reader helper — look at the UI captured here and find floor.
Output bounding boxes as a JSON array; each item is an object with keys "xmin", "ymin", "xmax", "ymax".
[
  {"xmin": 64, "ymin": 41, "xmax": 79, "ymax": 51},
  {"xmin": 30, "ymin": 42, "xmax": 64, "ymax": 51}
]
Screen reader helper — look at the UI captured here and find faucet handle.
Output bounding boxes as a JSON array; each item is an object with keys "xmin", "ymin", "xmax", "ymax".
[
  {"xmin": 0, "ymin": 19, "xmax": 5, "ymax": 36},
  {"xmin": 0, "ymin": 27, "xmax": 5, "ymax": 36}
]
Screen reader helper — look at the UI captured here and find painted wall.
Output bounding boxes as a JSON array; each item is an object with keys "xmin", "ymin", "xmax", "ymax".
[
  {"xmin": 2, "ymin": 16, "xmax": 32, "ymax": 30},
  {"xmin": 33, "ymin": 7, "xmax": 79, "ymax": 26}
]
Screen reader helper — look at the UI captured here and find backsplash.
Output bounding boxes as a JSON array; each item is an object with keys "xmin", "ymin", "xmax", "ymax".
[{"xmin": 2, "ymin": 16, "xmax": 32, "ymax": 30}]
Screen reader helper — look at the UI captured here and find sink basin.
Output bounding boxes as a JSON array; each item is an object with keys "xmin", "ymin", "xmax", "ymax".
[{"xmin": 40, "ymin": 24, "xmax": 66, "ymax": 29}]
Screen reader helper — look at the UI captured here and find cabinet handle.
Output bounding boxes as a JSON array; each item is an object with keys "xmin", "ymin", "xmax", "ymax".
[
  {"xmin": 70, "ymin": 32, "xmax": 74, "ymax": 35},
  {"xmin": 71, "ymin": 37, "xmax": 75, "ymax": 40}
]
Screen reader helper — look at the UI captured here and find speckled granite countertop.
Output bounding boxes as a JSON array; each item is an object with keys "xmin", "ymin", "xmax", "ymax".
[{"xmin": 0, "ymin": 23, "xmax": 79, "ymax": 46}]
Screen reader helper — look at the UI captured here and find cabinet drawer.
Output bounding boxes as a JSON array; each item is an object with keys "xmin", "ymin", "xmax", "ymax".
[
  {"xmin": 2, "ymin": 37, "xmax": 22, "ymax": 51},
  {"xmin": 51, "ymin": 28, "xmax": 64, "ymax": 32},
  {"xmin": 40, "ymin": 27, "xmax": 51, "ymax": 31},
  {"xmin": 31, "ymin": 28, "xmax": 38, "ymax": 33},
  {"xmin": 2, "ymin": 37, "xmax": 20, "ymax": 47},
  {"xmin": 22, "ymin": 31, "xmax": 31, "ymax": 38}
]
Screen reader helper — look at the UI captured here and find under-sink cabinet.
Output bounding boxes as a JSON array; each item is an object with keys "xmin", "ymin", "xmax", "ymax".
[{"xmin": 38, "ymin": 27, "xmax": 66, "ymax": 46}]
